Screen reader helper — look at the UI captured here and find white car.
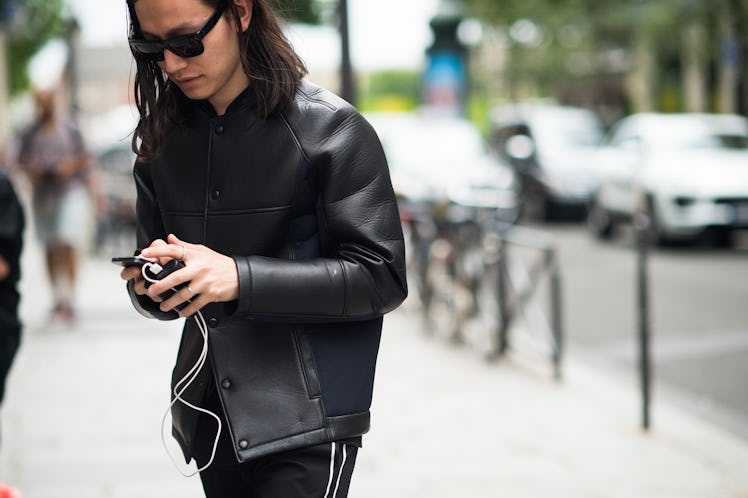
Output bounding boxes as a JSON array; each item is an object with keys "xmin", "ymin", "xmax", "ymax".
[
  {"xmin": 588, "ymin": 112, "xmax": 748, "ymax": 246},
  {"xmin": 364, "ymin": 111, "xmax": 519, "ymax": 218}
]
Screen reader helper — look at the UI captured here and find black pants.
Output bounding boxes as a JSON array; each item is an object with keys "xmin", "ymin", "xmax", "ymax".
[{"xmin": 199, "ymin": 441, "xmax": 358, "ymax": 498}]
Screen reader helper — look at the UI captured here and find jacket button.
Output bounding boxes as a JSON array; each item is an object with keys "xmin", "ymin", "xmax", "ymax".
[
  {"xmin": 208, "ymin": 317, "xmax": 219, "ymax": 327},
  {"xmin": 215, "ymin": 124, "xmax": 224, "ymax": 135},
  {"xmin": 221, "ymin": 378, "xmax": 232, "ymax": 389},
  {"xmin": 238, "ymin": 440, "xmax": 249, "ymax": 449},
  {"xmin": 210, "ymin": 188, "xmax": 221, "ymax": 201}
]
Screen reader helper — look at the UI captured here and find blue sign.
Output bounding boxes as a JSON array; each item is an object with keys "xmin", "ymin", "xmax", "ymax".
[{"xmin": 423, "ymin": 52, "xmax": 467, "ymax": 112}]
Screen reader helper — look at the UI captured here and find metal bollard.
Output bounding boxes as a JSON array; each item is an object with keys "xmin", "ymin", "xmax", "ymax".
[
  {"xmin": 634, "ymin": 212, "xmax": 652, "ymax": 431},
  {"xmin": 548, "ymin": 248, "xmax": 563, "ymax": 381},
  {"xmin": 497, "ymin": 237, "xmax": 510, "ymax": 356}
]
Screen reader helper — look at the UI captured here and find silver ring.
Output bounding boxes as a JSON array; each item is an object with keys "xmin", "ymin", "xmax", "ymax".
[
  {"xmin": 187, "ymin": 286, "xmax": 194, "ymax": 296},
  {"xmin": 181, "ymin": 245, "xmax": 186, "ymax": 261}
]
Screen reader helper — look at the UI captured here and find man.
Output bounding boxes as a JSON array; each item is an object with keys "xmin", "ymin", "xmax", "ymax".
[
  {"xmin": 119, "ymin": 0, "xmax": 407, "ymax": 496},
  {"xmin": 18, "ymin": 90, "xmax": 92, "ymax": 323}
]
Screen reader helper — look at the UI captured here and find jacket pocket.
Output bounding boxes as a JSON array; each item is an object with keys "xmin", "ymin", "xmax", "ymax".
[
  {"xmin": 210, "ymin": 322, "xmax": 325, "ymax": 449},
  {"xmin": 293, "ymin": 325, "xmax": 322, "ymax": 399}
]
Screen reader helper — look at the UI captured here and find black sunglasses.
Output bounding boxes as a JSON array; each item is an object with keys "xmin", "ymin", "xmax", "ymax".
[{"xmin": 129, "ymin": 4, "xmax": 226, "ymax": 62}]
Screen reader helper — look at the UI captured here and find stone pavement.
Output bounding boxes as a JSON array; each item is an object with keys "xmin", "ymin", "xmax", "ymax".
[{"xmin": 1, "ymin": 249, "xmax": 748, "ymax": 497}]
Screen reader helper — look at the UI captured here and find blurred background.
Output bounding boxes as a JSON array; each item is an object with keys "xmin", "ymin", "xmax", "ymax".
[
  {"xmin": 1, "ymin": 0, "xmax": 747, "ymax": 248},
  {"xmin": 1, "ymin": 0, "xmax": 748, "ymax": 495}
]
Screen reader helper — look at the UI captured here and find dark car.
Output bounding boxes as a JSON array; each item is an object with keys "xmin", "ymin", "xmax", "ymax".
[{"xmin": 489, "ymin": 103, "xmax": 604, "ymax": 221}]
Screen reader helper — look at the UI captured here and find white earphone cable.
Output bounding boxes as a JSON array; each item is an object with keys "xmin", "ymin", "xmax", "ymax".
[{"xmin": 142, "ymin": 262, "xmax": 222, "ymax": 477}]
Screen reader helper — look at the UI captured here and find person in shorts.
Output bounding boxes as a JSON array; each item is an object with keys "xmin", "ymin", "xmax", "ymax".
[{"xmin": 17, "ymin": 90, "xmax": 93, "ymax": 324}]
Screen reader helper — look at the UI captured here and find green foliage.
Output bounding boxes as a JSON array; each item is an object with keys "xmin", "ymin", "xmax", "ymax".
[
  {"xmin": 461, "ymin": 0, "xmax": 745, "ymax": 61},
  {"xmin": 360, "ymin": 70, "xmax": 421, "ymax": 112},
  {"xmin": 368, "ymin": 71, "xmax": 421, "ymax": 101},
  {"xmin": 466, "ymin": 91, "xmax": 491, "ymax": 137},
  {"xmin": 5, "ymin": 0, "xmax": 65, "ymax": 95},
  {"xmin": 460, "ymin": 0, "xmax": 748, "ymax": 112}
]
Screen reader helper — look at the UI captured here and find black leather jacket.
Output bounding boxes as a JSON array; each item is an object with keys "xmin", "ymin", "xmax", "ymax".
[{"xmin": 127, "ymin": 81, "xmax": 407, "ymax": 463}]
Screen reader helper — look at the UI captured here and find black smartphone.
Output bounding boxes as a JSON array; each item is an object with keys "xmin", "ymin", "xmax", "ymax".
[{"xmin": 111, "ymin": 256, "xmax": 151, "ymax": 267}]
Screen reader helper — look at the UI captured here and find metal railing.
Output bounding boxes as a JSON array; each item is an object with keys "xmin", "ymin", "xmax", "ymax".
[
  {"xmin": 409, "ymin": 213, "xmax": 564, "ymax": 379},
  {"xmin": 488, "ymin": 224, "xmax": 563, "ymax": 379}
]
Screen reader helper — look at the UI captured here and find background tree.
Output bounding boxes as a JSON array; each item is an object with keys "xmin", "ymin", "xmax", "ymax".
[
  {"xmin": 460, "ymin": 0, "xmax": 748, "ymax": 117},
  {"xmin": 3, "ymin": 0, "xmax": 65, "ymax": 95}
]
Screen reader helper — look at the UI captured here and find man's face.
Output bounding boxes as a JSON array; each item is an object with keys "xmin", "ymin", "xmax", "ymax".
[{"xmin": 133, "ymin": 0, "xmax": 252, "ymax": 115}]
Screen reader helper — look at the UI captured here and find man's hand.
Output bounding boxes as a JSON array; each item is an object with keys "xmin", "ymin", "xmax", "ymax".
[
  {"xmin": 27, "ymin": 160, "xmax": 45, "ymax": 183},
  {"xmin": 119, "ymin": 239, "xmax": 167, "ymax": 297},
  {"xmin": 138, "ymin": 234, "xmax": 240, "ymax": 317},
  {"xmin": 57, "ymin": 155, "xmax": 87, "ymax": 180}
]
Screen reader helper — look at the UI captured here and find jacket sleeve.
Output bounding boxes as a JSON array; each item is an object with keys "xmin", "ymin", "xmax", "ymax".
[
  {"xmin": 125, "ymin": 161, "xmax": 179, "ymax": 321},
  {"xmin": 232, "ymin": 107, "xmax": 407, "ymax": 322}
]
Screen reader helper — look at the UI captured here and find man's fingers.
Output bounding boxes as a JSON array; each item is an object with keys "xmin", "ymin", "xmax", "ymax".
[
  {"xmin": 120, "ymin": 266, "xmax": 142, "ymax": 280},
  {"xmin": 177, "ymin": 294, "xmax": 207, "ymax": 318},
  {"xmin": 158, "ymin": 286, "xmax": 201, "ymax": 316},
  {"xmin": 140, "ymin": 241, "xmax": 187, "ymax": 262}
]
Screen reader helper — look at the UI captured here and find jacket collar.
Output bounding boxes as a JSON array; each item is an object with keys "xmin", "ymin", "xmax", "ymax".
[{"xmin": 195, "ymin": 85, "xmax": 255, "ymax": 118}]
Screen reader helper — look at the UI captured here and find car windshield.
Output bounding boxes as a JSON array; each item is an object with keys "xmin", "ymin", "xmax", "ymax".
[
  {"xmin": 530, "ymin": 110, "xmax": 604, "ymax": 149},
  {"xmin": 645, "ymin": 117, "xmax": 748, "ymax": 151},
  {"xmin": 668, "ymin": 133, "xmax": 748, "ymax": 150}
]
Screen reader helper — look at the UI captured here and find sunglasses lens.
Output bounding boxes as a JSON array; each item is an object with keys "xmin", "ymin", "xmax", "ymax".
[
  {"xmin": 129, "ymin": 40, "xmax": 165, "ymax": 61},
  {"xmin": 168, "ymin": 36, "xmax": 204, "ymax": 58},
  {"xmin": 129, "ymin": 37, "xmax": 205, "ymax": 61}
]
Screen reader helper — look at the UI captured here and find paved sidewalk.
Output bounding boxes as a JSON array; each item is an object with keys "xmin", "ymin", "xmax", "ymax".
[{"xmin": 1, "ymin": 252, "xmax": 747, "ymax": 497}]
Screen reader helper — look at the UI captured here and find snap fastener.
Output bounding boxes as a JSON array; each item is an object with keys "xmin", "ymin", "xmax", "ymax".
[
  {"xmin": 238, "ymin": 440, "xmax": 249, "ymax": 449},
  {"xmin": 210, "ymin": 188, "xmax": 221, "ymax": 201},
  {"xmin": 208, "ymin": 317, "xmax": 219, "ymax": 327},
  {"xmin": 221, "ymin": 378, "xmax": 232, "ymax": 389},
  {"xmin": 215, "ymin": 124, "xmax": 224, "ymax": 135}
]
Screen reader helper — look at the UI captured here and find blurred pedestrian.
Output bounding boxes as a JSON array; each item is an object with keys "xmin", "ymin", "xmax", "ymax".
[
  {"xmin": 17, "ymin": 89, "xmax": 93, "ymax": 324},
  {"xmin": 119, "ymin": 0, "xmax": 407, "ymax": 496},
  {"xmin": 0, "ymin": 168, "xmax": 25, "ymax": 448}
]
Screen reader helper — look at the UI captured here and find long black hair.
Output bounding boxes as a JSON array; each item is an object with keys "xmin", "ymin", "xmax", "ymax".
[{"xmin": 126, "ymin": 0, "xmax": 308, "ymax": 161}]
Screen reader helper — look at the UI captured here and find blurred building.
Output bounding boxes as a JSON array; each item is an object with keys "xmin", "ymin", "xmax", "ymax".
[{"xmin": 74, "ymin": 43, "xmax": 133, "ymax": 116}]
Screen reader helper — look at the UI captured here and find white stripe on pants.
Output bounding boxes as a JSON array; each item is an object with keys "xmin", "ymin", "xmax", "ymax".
[{"xmin": 324, "ymin": 442, "xmax": 350, "ymax": 498}]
